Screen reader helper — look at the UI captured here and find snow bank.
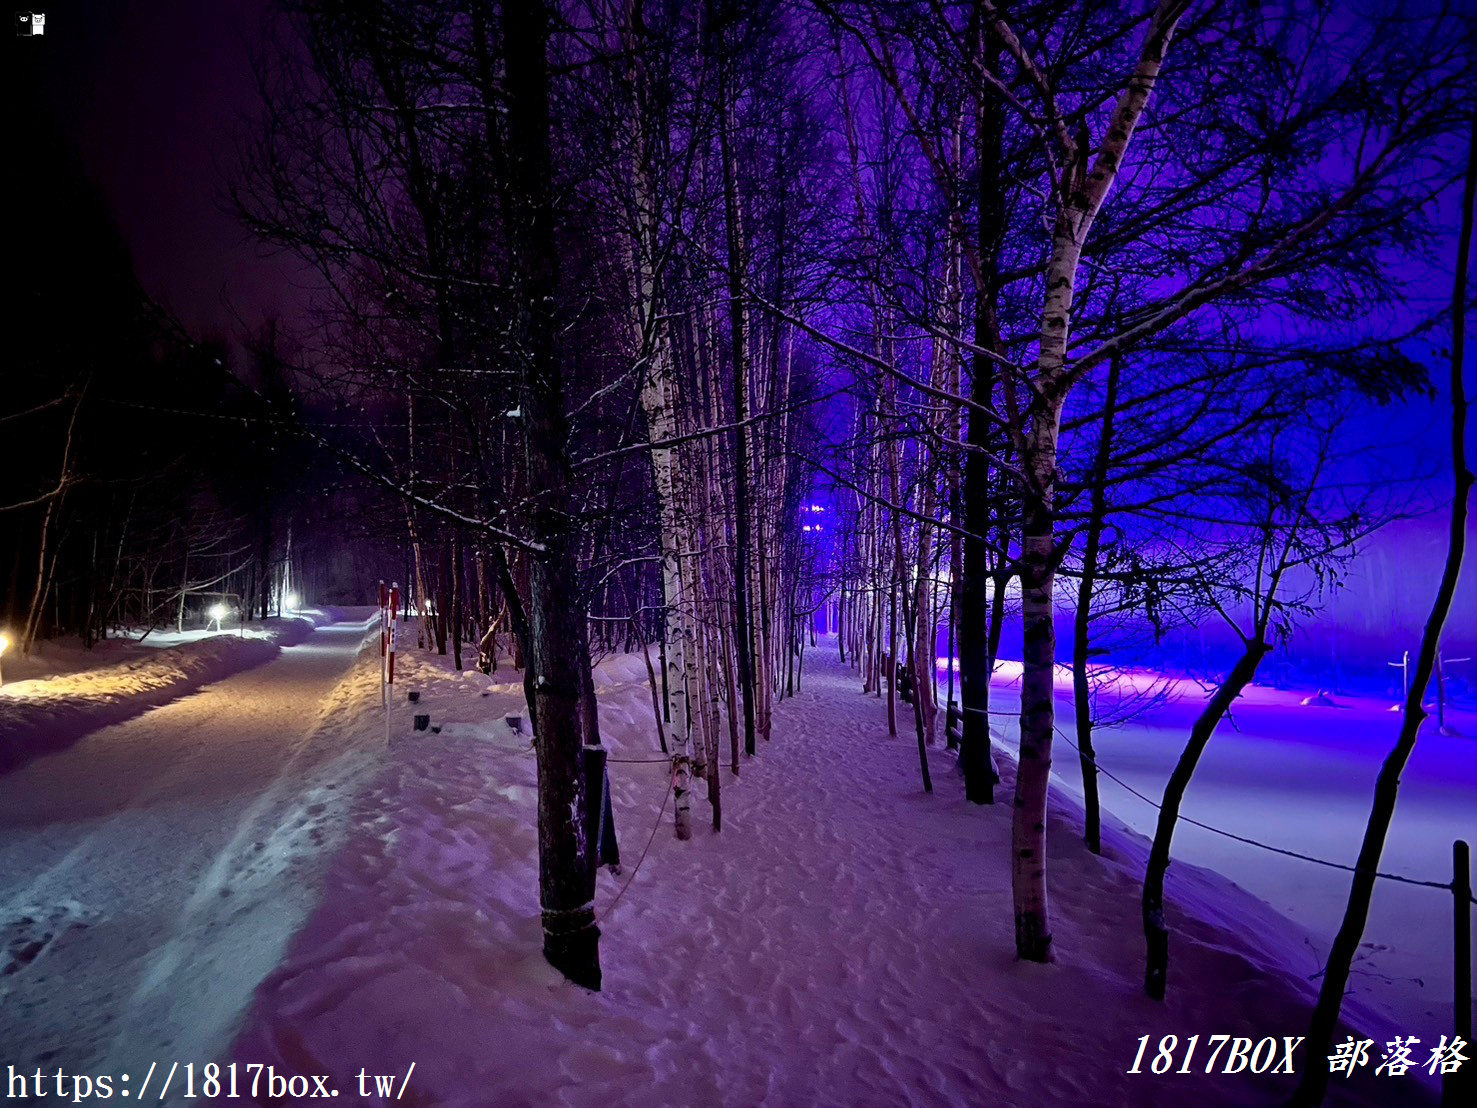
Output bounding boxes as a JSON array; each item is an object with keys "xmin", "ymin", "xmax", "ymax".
[
  {"xmin": 1002, "ymin": 657, "xmax": 1473, "ymax": 1044},
  {"xmin": 0, "ymin": 615, "xmax": 324, "ymax": 773},
  {"xmin": 0, "ymin": 615, "xmax": 384, "ymax": 1077},
  {"xmin": 231, "ymin": 644, "xmax": 1417, "ymax": 1106}
]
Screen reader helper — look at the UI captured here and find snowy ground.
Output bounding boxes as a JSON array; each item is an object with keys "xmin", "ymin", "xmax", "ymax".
[
  {"xmin": 0, "ymin": 611, "xmax": 380, "ymax": 1074},
  {"xmin": 0, "ymin": 621, "xmax": 1450, "ymax": 1105},
  {"xmin": 224, "ymin": 634, "xmax": 1425, "ymax": 1107},
  {"xmin": 0, "ymin": 613, "xmax": 335, "ymax": 772},
  {"xmin": 990, "ymin": 666, "xmax": 1476, "ymax": 1041}
]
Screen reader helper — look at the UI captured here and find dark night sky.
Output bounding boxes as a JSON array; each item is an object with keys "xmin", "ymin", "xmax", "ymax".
[
  {"xmin": 11, "ymin": 0, "xmax": 1472, "ymax": 645},
  {"xmin": 17, "ymin": 0, "xmax": 310, "ymax": 338}
]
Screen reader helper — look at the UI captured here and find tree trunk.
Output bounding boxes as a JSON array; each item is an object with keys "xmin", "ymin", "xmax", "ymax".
[
  {"xmin": 957, "ymin": 16, "xmax": 1005, "ymax": 805},
  {"xmin": 450, "ymin": 540, "xmax": 463, "ymax": 671},
  {"xmin": 1011, "ymin": 0, "xmax": 1186, "ymax": 963},
  {"xmin": 1070, "ymin": 591, "xmax": 1102, "ymax": 855},
  {"xmin": 504, "ymin": 0, "xmax": 599, "ymax": 991},
  {"xmin": 257, "ymin": 515, "xmax": 272, "ymax": 623},
  {"xmin": 176, "ymin": 551, "xmax": 189, "ymax": 634},
  {"xmin": 1072, "ymin": 354, "xmax": 1121, "ymax": 855},
  {"xmin": 622, "ymin": 0, "xmax": 696, "ymax": 838},
  {"xmin": 1292, "ymin": 114, "xmax": 1476, "ymax": 1108},
  {"xmin": 716, "ymin": 40, "xmax": 758, "ymax": 760},
  {"xmin": 1143, "ymin": 640, "xmax": 1269, "ymax": 998},
  {"xmin": 886, "ymin": 576, "xmax": 898, "ymax": 736},
  {"xmin": 1013, "ymin": 423, "xmax": 1061, "ymax": 962},
  {"xmin": 22, "ymin": 387, "xmax": 86, "ymax": 652}
]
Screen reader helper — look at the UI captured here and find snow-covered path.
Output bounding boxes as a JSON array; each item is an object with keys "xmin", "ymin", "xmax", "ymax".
[
  {"xmin": 0, "ymin": 614, "xmax": 378, "ymax": 1073},
  {"xmin": 231, "ymin": 644, "xmax": 1413, "ymax": 1107}
]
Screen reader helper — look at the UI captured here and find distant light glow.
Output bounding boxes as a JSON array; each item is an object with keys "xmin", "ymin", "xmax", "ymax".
[
  {"xmin": 208, "ymin": 602, "xmax": 229, "ymax": 624},
  {"xmin": 284, "ymin": 591, "xmax": 300, "ymax": 611},
  {"xmin": 0, "ymin": 633, "xmax": 9, "ymax": 656}
]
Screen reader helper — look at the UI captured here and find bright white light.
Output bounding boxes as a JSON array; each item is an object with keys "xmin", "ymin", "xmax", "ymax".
[
  {"xmin": 0, "ymin": 632, "xmax": 10, "ymax": 656},
  {"xmin": 208, "ymin": 602, "xmax": 229, "ymax": 623},
  {"xmin": 284, "ymin": 592, "xmax": 300, "ymax": 611}
]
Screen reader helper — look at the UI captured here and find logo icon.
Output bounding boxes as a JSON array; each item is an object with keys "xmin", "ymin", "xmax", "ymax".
[{"xmin": 15, "ymin": 11, "xmax": 44, "ymax": 36}]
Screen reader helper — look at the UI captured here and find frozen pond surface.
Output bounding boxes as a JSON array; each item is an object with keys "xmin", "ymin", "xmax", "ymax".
[{"xmin": 978, "ymin": 660, "xmax": 1474, "ymax": 1038}]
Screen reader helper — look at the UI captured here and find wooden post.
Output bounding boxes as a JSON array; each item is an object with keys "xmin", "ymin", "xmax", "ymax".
[{"xmin": 1449, "ymin": 840, "xmax": 1472, "ymax": 1108}]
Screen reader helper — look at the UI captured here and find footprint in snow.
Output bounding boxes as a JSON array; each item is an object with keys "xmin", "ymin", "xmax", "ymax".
[{"xmin": 0, "ymin": 901, "xmax": 93, "ymax": 979}]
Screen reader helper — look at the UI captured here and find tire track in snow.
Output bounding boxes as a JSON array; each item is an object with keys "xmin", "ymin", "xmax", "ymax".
[{"xmin": 0, "ymin": 616, "xmax": 379, "ymax": 1072}]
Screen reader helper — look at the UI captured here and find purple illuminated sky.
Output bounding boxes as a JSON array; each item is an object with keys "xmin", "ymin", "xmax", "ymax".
[{"xmin": 18, "ymin": 0, "xmax": 1473, "ymax": 656}]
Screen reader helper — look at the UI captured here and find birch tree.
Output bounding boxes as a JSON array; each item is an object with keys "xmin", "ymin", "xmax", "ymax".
[
  {"xmin": 617, "ymin": 0, "xmax": 702, "ymax": 839},
  {"xmin": 1294, "ymin": 114, "xmax": 1476, "ymax": 1108},
  {"xmin": 1140, "ymin": 419, "xmax": 1381, "ymax": 1000},
  {"xmin": 987, "ymin": 0, "xmax": 1192, "ymax": 961}
]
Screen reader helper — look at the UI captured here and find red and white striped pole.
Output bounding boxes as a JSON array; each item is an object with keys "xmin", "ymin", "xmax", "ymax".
[
  {"xmin": 378, "ymin": 580, "xmax": 389, "ymax": 704},
  {"xmin": 387, "ymin": 583, "xmax": 400, "ymax": 685}
]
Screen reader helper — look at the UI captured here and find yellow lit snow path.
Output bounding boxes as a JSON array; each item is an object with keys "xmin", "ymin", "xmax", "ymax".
[{"xmin": 0, "ymin": 613, "xmax": 379, "ymax": 1075}]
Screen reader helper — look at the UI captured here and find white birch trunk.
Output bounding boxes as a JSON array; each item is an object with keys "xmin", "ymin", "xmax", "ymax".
[
  {"xmin": 622, "ymin": 4, "xmax": 695, "ymax": 839},
  {"xmin": 1011, "ymin": 0, "xmax": 1188, "ymax": 961}
]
